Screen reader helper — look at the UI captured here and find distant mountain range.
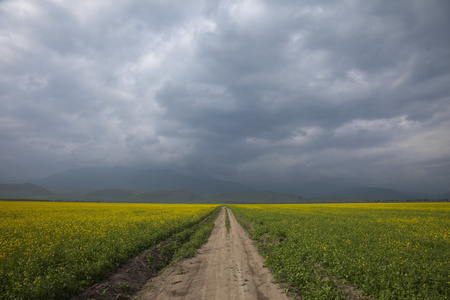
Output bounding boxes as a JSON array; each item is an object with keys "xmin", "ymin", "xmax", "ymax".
[
  {"xmin": 83, "ymin": 189, "xmax": 306, "ymax": 204},
  {"xmin": 440, "ymin": 192, "xmax": 450, "ymax": 199},
  {"xmin": 86, "ymin": 189, "xmax": 204, "ymax": 203},
  {"xmin": 0, "ymin": 167, "xmax": 448, "ymax": 203},
  {"xmin": 330, "ymin": 187, "xmax": 412, "ymax": 200},
  {"xmin": 312, "ymin": 187, "xmax": 449, "ymax": 202},
  {"xmin": 0, "ymin": 183, "xmax": 53, "ymax": 198},
  {"xmin": 215, "ymin": 192, "xmax": 305, "ymax": 204},
  {"xmin": 32, "ymin": 166, "xmax": 254, "ymax": 194}
]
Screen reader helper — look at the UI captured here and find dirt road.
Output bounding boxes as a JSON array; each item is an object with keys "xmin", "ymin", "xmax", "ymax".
[{"xmin": 134, "ymin": 207, "xmax": 290, "ymax": 300}]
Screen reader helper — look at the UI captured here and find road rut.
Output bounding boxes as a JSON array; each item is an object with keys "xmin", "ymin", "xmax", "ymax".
[{"xmin": 134, "ymin": 207, "xmax": 290, "ymax": 300}]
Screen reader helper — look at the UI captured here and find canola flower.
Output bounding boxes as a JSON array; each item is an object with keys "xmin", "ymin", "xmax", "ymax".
[
  {"xmin": 0, "ymin": 201, "xmax": 218, "ymax": 299},
  {"xmin": 230, "ymin": 203, "xmax": 449, "ymax": 300}
]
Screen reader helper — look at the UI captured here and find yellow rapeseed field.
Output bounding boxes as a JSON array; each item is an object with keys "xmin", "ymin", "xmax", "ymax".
[{"xmin": 0, "ymin": 201, "xmax": 218, "ymax": 299}]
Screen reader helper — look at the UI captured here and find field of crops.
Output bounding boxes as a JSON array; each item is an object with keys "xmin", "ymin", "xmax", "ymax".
[
  {"xmin": 230, "ymin": 203, "xmax": 449, "ymax": 299},
  {"xmin": 0, "ymin": 201, "xmax": 218, "ymax": 299}
]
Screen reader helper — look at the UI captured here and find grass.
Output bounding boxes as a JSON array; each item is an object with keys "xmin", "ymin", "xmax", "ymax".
[
  {"xmin": 230, "ymin": 203, "xmax": 449, "ymax": 300},
  {"xmin": 146, "ymin": 206, "xmax": 221, "ymax": 271},
  {"xmin": 225, "ymin": 208, "xmax": 231, "ymax": 233}
]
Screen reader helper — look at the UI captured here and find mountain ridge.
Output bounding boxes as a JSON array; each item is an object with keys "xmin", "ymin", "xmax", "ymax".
[
  {"xmin": 0, "ymin": 183, "xmax": 53, "ymax": 198},
  {"xmin": 1, "ymin": 168, "xmax": 447, "ymax": 203},
  {"xmin": 33, "ymin": 166, "xmax": 254, "ymax": 194},
  {"xmin": 317, "ymin": 186, "xmax": 448, "ymax": 201}
]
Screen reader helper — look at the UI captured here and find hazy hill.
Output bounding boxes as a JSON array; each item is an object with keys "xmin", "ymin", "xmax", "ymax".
[
  {"xmin": 439, "ymin": 192, "xmax": 450, "ymax": 199},
  {"xmin": 133, "ymin": 190, "xmax": 204, "ymax": 203},
  {"xmin": 84, "ymin": 189, "xmax": 305, "ymax": 204},
  {"xmin": 0, "ymin": 183, "xmax": 53, "ymax": 198},
  {"xmin": 34, "ymin": 166, "xmax": 253, "ymax": 194},
  {"xmin": 86, "ymin": 189, "xmax": 139, "ymax": 201},
  {"xmin": 214, "ymin": 192, "xmax": 305, "ymax": 204},
  {"xmin": 326, "ymin": 187, "xmax": 413, "ymax": 200}
]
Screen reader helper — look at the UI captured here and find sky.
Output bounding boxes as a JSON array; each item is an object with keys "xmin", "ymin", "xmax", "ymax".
[{"xmin": 1, "ymin": 0, "xmax": 449, "ymax": 196}]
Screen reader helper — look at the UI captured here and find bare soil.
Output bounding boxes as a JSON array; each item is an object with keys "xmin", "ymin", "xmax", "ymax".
[
  {"xmin": 73, "ymin": 243, "xmax": 162, "ymax": 300},
  {"xmin": 134, "ymin": 207, "xmax": 290, "ymax": 300}
]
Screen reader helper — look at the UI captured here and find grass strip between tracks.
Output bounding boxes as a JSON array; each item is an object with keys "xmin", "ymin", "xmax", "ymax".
[
  {"xmin": 225, "ymin": 208, "xmax": 231, "ymax": 234},
  {"xmin": 147, "ymin": 206, "xmax": 221, "ymax": 270}
]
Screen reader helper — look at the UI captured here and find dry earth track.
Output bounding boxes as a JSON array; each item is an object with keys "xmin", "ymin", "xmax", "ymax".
[{"xmin": 134, "ymin": 207, "xmax": 290, "ymax": 300}]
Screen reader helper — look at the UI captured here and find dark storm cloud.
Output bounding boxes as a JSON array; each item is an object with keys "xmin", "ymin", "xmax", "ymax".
[{"xmin": 1, "ymin": 0, "xmax": 449, "ymax": 195}]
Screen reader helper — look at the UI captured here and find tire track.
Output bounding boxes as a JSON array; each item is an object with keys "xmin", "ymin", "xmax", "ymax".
[{"xmin": 134, "ymin": 207, "xmax": 290, "ymax": 300}]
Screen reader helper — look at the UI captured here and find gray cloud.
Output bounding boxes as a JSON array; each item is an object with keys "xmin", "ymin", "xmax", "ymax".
[{"xmin": 1, "ymin": 0, "xmax": 449, "ymax": 195}]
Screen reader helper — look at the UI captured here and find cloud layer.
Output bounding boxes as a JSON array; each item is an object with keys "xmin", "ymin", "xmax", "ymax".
[{"xmin": 1, "ymin": 0, "xmax": 449, "ymax": 195}]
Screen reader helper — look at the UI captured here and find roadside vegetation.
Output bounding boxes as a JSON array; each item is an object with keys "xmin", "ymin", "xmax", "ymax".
[
  {"xmin": 230, "ymin": 203, "xmax": 449, "ymax": 299},
  {"xmin": 3, "ymin": 201, "xmax": 448, "ymax": 300},
  {"xmin": 0, "ymin": 201, "xmax": 219, "ymax": 299},
  {"xmin": 225, "ymin": 208, "xmax": 231, "ymax": 233},
  {"xmin": 147, "ymin": 206, "xmax": 220, "ymax": 270}
]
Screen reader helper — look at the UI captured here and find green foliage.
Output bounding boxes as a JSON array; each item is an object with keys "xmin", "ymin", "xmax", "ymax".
[
  {"xmin": 230, "ymin": 203, "xmax": 449, "ymax": 300},
  {"xmin": 173, "ymin": 206, "xmax": 220, "ymax": 261},
  {"xmin": 225, "ymin": 208, "xmax": 230, "ymax": 233},
  {"xmin": 146, "ymin": 206, "xmax": 221, "ymax": 272}
]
